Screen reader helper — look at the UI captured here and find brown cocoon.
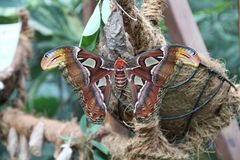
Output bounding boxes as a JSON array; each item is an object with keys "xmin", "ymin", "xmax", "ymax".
[
  {"xmin": 29, "ymin": 121, "xmax": 45, "ymax": 156},
  {"xmin": 0, "ymin": 108, "xmax": 83, "ymax": 147},
  {"xmin": 7, "ymin": 128, "xmax": 19, "ymax": 159},
  {"xmin": 18, "ymin": 135, "xmax": 31, "ymax": 160},
  {"xmin": 56, "ymin": 144, "xmax": 73, "ymax": 160}
]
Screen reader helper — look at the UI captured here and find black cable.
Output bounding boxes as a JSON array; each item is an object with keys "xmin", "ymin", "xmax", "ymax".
[
  {"xmin": 168, "ymin": 68, "xmax": 199, "ymax": 90},
  {"xmin": 160, "ymin": 76, "xmax": 224, "ymax": 121},
  {"xmin": 181, "ymin": 71, "xmax": 214, "ymax": 137}
]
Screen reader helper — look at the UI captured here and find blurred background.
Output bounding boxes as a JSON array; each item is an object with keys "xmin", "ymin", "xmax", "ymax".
[{"xmin": 0, "ymin": 0, "xmax": 239, "ymax": 159}]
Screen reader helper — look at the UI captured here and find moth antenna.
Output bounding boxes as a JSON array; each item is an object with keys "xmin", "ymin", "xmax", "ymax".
[{"xmin": 111, "ymin": 0, "xmax": 137, "ymax": 21}]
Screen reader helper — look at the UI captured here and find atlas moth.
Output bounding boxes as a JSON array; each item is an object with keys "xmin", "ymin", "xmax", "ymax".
[{"xmin": 41, "ymin": 45, "xmax": 200, "ymax": 123}]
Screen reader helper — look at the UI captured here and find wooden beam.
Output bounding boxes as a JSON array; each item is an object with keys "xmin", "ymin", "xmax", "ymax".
[
  {"xmin": 215, "ymin": 119, "xmax": 240, "ymax": 160},
  {"xmin": 163, "ymin": 0, "xmax": 208, "ymax": 56}
]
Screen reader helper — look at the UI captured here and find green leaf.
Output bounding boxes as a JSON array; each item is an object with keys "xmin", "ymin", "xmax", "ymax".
[
  {"xmin": 80, "ymin": 114, "xmax": 87, "ymax": 136},
  {"xmin": 79, "ymin": 30, "xmax": 99, "ymax": 51},
  {"xmin": 67, "ymin": 13, "xmax": 83, "ymax": 38},
  {"xmin": 93, "ymin": 149, "xmax": 108, "ymax": 160},
  {"xmin": 29, "ymin": 19, "xmax": 53, "ymax": 35},
  {"xmin": 29, "ymin": 4, "xmax": 77, "ymax": 40},
  {"xmin": 193, "ymin": 12, "xmax": 207, "ymax": 23},
  {"xmin": 26, "ymin": 96, "xmax": 59, "ymax": 117},
  {"xmin": 101, "ymin": 0, "xmax": 111, "ymax": 24},
  {"xmin": 91, "ymin": 140, "xmax": 109, "ymax": 155},
  {"xmin": 27, "ymin": 72, "xmax": 49, "ymax": 108},
  {"xmin": 88, "ymin": 124, "xmax": 102, "ymax": 135},
  {"xmin": 82, "ymin": 2, "xmax": 101, "ymax": 36}
]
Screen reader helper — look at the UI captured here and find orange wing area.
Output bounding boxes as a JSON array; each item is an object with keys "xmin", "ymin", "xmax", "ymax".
[
  {"xmin": 169, "ymin": 45, "xmax": 201, "ymax": 67},
  {"xmin": 152, "ymin": 45, "xmax": 201, "ymax": 87}
]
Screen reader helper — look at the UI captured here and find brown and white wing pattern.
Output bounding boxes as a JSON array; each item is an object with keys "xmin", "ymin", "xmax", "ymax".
[
  {"xmin": 41, "ymin": 45, "xmax": 201, "ymax": 123},
  {"xmin": 41, "ymin": 46, "xmax": 114, "ymax": 123},
  {"xmin": 127, "ymin": 45, "xmax": 201, "ymax": 122}
]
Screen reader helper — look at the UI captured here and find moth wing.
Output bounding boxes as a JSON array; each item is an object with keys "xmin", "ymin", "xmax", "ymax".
[
  {"xmin": 77, "ymin": 50, "xmax": 114, "ymax": 84},
  {"xmin": 126, "ymin": 48, "xmax": 164, "ymax": 121},
  {"xmin": 167, "ymin": 45, "xmax": 201, "ymax": 67},
  {"xmin": 128, "ymin": 45, "xmax": 201, "ymax": 121},
  {"xmin": 74, "ymin": 50, "xmax": 114, "ymax": 123},
  {"xmin": 126, "ymin": 48, "xmax": 164, "ymax": 82},
  {"xmin": 81, "ymin": 75, "xmax": 112, "ymax": 123}
]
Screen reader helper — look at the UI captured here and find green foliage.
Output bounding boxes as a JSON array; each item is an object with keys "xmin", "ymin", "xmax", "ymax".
[
  {"xmin": 26, "ymin": 71, "xmax": 60, "ymax": 117},
  {"xmin": 27, "ymin": 1, "xmax": 83, "ymax": 46},
  {"xmin": 80, "ymin": 30, "xmax": 100, "ymax": 51},
  {"xmin": 25, "ymin": 0, "xmax": 84, "ymax": 119},
  {"xmin": 189, "ymin": 1, "xmax": 238, "ymax": 159},
  {"xmin": 91, "ymin": 140, "xmax": 109, "ymax": 156},
  {"xmin": 88, "ymin": 123, "xmax": 102, "ymax": 135},
  {"xmin": 0, "ymin": 2, "xmax": 20, "ymax": 24},
  {"xmin": 58, "ymin": 115, "xmax": 109, "ymax": 159},
  {"xmin": 79, "ymin": 0, "xmax": 111, "ymax": 51},
  {"xmin": 0, "ymin": 15, "xmax": 19, "ymax": 23},
  {"xmin": 79, "ymin": 115, "xmax": 110, "ymax": 160},
  {"xmin": 189, "ymin": 0, "xmax": 239, "ymax": 78},
  {"xmin": 93, "ymin": 149, "xmax": 108, "ymax": 160},
  {"xmin": 79, "ymin": 114, "xmax": 103, "ymax": 137},
  {"xmin": 80, "ymin": 114, "xmax": 88, "ymax": 136},
  {"xmin": 26, "ymin": 96, "xmax": 59, "ymax": 117}
]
